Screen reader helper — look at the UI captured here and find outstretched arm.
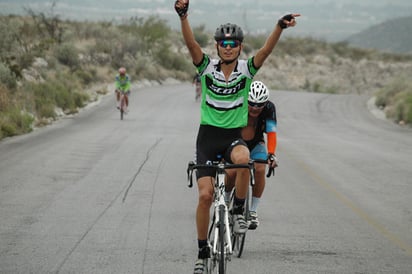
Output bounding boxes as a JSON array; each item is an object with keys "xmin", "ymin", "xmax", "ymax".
[
  {"xmin": 254, "ymin": 13, "xmax": 300, "ymax": 69},
  {"xmin": 175, "ymin": 0, "xmax": 203, "ymax": 65}
]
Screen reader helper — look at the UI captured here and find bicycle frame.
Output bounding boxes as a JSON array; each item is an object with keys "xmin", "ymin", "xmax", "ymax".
[
  {"xmin": 187, "ymin": 160, "xmax": 255, "ymax": 273},
  {"xmin": 210, "ymin": 162, "xmax": 233, "ymax": 261},
  {"xmin": 119, "ymin": 93, "xmax": 127, "ymax": 120}
]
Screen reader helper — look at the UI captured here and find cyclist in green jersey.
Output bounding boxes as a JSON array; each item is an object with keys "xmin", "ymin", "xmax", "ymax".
[
  {"xmin": 174, "ymin": 1, "xmax": 299, "ymax": 273},
  {"xmin": 114, "ymin": 67, "xmax": 131, "ymax": 111}
]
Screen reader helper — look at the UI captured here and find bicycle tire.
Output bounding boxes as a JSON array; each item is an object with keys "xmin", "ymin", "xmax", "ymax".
[
  {"xmin": 208, "ymin": 212, "xmax": 217, "ymax": 273},
  {"xmin": 218, "ymin": 204, "xmax": 226, "ymax": 274},
  {"xmin": 120, "ymin": 94, "xmax": 125, "ymax": 120},
  {"xmin": 230, "ymin": 188, "xmax": 249, "ymax": 258}
]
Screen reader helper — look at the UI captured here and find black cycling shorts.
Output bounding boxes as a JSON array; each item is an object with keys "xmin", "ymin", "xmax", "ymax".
[{"xmin": 195, "ymin": 125, "xmax": 247, "ymax": 178}]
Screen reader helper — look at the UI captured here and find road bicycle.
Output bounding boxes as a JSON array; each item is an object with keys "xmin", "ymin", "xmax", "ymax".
[
  {"xmin": 230, "ymin": 159, "xmax": 275, "ymax": 258},
  {"xmin": 115, "ymin": 89, "xmax": 129, "ymax": 120},
  {"xmin": 119, "ymin": 92, "xmax": 127, "ymax": 120},
  {"xmin": 187, "ymin": 157, "xmax": 255, "ymax": 274}
]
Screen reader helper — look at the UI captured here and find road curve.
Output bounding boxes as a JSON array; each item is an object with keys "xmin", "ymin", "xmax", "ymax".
[{"xmin": 0, "ymin": 84, "xmax": 411, "ymax": 274}]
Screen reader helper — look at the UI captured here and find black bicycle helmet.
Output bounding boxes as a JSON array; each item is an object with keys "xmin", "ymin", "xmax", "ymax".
[{"xmin": 214, "ymin": 23, "xmax": 244, "ymax": 42}]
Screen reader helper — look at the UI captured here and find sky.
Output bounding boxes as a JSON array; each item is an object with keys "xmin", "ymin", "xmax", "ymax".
[{"xmin": 1, "ymin": 0, "xmax": 412, "ymax": 41}]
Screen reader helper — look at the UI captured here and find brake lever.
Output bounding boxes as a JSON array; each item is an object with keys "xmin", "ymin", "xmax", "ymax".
[{"xmin": 187, "ymin": 161, "xmax": 195, "ymax": 188}]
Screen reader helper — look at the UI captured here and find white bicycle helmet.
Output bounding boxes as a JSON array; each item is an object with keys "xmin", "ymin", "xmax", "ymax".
[{"xmin": 249, "ymin": 81, "xmax": 269, "ymax": 104}]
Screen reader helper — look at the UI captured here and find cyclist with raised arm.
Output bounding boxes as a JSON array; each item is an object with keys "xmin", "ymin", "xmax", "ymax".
[
  {"xmin": 242, "ymin": 81, "xmax": 279, "ymax": 229},
  {"xmin": 174, "ymin": 1, "xmax": 299, "ymax": 273},
  {"xmin": 114, "ymin": 67, "xmax": 131, "ymax": 111}
]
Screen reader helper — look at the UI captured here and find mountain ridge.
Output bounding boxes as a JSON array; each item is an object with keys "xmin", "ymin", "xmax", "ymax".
[
  {"xmin": 345, "ymin": 16, "xmax": 412, "ymax": 54},
  {"xmin": 1, "ymin": 0, "xmax": 412, "ymax": 42}
]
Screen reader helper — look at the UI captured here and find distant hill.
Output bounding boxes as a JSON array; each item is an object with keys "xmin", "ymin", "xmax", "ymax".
[{"xmin": 344, "ymin": 16, "xmax": 412, "ymax": 54}]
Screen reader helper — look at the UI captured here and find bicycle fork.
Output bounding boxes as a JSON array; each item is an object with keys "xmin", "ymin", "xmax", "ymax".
[{"xmin": 212, "ymin": 173, "xmax": 233, "ymax": 258}]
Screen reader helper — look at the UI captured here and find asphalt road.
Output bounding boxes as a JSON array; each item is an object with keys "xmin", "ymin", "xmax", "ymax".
[{"xmin": 0, "ymin": 84, "xmax": 411, "ymax": 274}]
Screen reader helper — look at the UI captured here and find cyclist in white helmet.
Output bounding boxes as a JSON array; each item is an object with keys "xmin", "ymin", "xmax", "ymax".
[
  {"xmin": 226, "ymin": 80, "xmax": 278, "ymax": 229},
  {"xmin": 245, "ymin": 81, "xmax": 278, "ymax": 229}
]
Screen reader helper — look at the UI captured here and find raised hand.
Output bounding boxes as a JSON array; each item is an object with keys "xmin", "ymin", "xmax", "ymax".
[
  {"xmin": 174, "ymin": 0, "xmax": 189, "ymax": 18},
  {"xmin": 278, "ymin": 13, "xmax": 301, "ymax": 29}
]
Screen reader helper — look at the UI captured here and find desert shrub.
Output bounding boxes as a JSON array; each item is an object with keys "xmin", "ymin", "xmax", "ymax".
[
  {"xmin": 0, "ymin": 107, "xmax": 34, "ymax": 137},
  {"xmin": 28, "ymin": 74, "xmax": 89, "ymax": 118},
  {"xmin": 135, "ymin": 16, "xmax": 169, "ymax": 46},
  {"xmin": 75, "ymin": 68, "xmax": 95, "ymax": 85},
  {"xmin": 0, "ymin": 84, "xmax": 9, "ymax": 111},
  {"xmin": 0, "ymin": 62, "xmax": 17, "ymax": 89},
  {"xmin": 375, "ymin": 77, "xmax": 410, "ymax": 108},
  {"xmin": 390, "ymin": 91, "xmax": 412, "ymax": 123},
  {"xmin": 35, "ymin": 101, "xmax": 56, "ymax": 119},
  {"xmin": 375, "ymin": 76, "xmax": 412, "ymax": 124},
  {"xmin": 246, "ymin": 34, "xmax": 266, "ymax": 50},
  {"xmin": 153, "ymin": 43, "xmax": 192, "ymax": 72},
  {"xmin": 0, "ymin": 121, "xmax": 17, "ymax": 137},
  {"xmin": 55, "ymin": 43, "xmax": 80, "ymax": 69},
  {"xmin": 193, "ymin": 25, "xmax": 209, "ymax": 48}
]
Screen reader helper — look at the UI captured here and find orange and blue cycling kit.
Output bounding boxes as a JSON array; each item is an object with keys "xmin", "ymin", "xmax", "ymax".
[{"xmin": 245, "ymin": 100, "xmax": 277, "ymax": 159}]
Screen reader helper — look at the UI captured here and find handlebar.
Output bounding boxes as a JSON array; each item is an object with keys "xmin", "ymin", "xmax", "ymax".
[{"xmin": 186, "ymin": 160, "xmax": 254, "ymax": 188}]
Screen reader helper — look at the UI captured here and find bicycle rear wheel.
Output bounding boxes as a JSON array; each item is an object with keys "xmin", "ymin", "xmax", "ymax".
[
  {"xmin": 218, "ymin": 204, "xmax": 227, "ymax": 273},
  {"xmin": 231, "ymin": 225, "xmax": 246, "ymax": 258},
  {"xmin": 230, "ymin": 188, "xmax": 249, "ymax": 258}
]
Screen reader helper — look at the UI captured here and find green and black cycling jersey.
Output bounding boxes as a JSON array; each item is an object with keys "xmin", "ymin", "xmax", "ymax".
[{"xmin": 195, "ymin": 54, "xmax": 259, "ymax": 128}]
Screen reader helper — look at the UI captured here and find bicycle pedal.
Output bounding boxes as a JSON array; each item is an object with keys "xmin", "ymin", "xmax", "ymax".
[{"xmin": 248, "ymin": 224, "xmax": 257, "ymax": 230}]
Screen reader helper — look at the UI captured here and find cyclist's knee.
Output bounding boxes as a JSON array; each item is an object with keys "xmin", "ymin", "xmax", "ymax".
[
  {"xmin": 198, "ymin": 190, "xmax": 213, "ymax": 206},
  {"xmin": 231, "ymin": 145, "xmax": 250, "ymax": 164},
  {"xmin": 255, "ymin": 163, "xmax": 266, "ymax": 174},
  {"xmin": 198, "ymin": 177, "xmax": 213, "ymax": 205}
]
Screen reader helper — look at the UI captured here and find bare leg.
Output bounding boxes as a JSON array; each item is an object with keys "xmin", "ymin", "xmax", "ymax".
[
  {"xmin": 196, "ymin": 176, "xmax": 214, "ymax": 240},
  {"xmin": 230, "ymin": 145, "xmax": 250, "ymax": 199},
  {"xmin": 252, "ymin": 163, "xmax": 266, "ymax": 198}
]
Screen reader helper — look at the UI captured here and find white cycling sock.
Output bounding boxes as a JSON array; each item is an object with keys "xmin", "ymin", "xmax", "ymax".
[
  {"xmin": 250, "ymin": 196, "xmax": 260, "ymax": 213},
  {"xmin": 224, "ymin": 191, "xmax": 231, "ymax": 203}
]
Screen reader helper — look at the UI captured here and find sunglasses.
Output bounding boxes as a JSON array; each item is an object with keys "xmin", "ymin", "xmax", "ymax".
[
  {"xmin": 248, "ymin": 101, "xmax": 266, "ymax": 108},
  {"xmin": 218, "ymin": 40, "xmax": 241, "ymax": 48}
]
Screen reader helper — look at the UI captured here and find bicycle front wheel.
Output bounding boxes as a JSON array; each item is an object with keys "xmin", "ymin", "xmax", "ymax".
[
  {"xmin": 120, "ymin": 95, "xmax": 125, "ymax": 120},
  {"xmin": 218, "ymin": 204, "xmax": 226, "ymax": 274},
  {"xmin": 208, "ymin": 205, "xmax": 227, "ymax": 274}
]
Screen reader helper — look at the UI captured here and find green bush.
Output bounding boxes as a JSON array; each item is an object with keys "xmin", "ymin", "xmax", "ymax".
[
  {"xmin": 392, "ymin": 91, "xmax": 412, "ymax": 123},
  {"xmin": 246, "ymin": 34, "xmax": 266, "ymax": 50},
  {"xmin": 74, "ymin": 69, "xmax": 94, "ymax": 85},
  {"xmin": 0, "ymin": 107, "xmax": 34, "ymax": 137},
  {"xmin": 193, "ymin": 25, "xmax": 210, "ymax": 48},
  {"xmin": 55, "ymin": 43, "xmax": 80, "ymax": 69},
  {"xmin": 154, "ymin": 43, "xmax": 192, "ymax": 72},
  {"xmin": 375, "ymin": 77, "xmax": 410, "ymax": 108},
  {"xmin": 375, "ymin": 76, "xmax": 412, "ymax": 124},
  {"xmin": 0, "ymin": 62, "xmax": 17, "ymax": 89},
  {"xmin": 29, "ymin": 75, "xmax": 89, "ymax": 118},
  {"xmin": 35, "ymin": 102, "xmax": 56, "ymax": 119},
  {"xmin": 0, "ymin": 121, "xmax": 17, "ymax": 137},
  {"xmin": 0, "ymin": 84, "xmax": 9, "ymax": 111}
]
